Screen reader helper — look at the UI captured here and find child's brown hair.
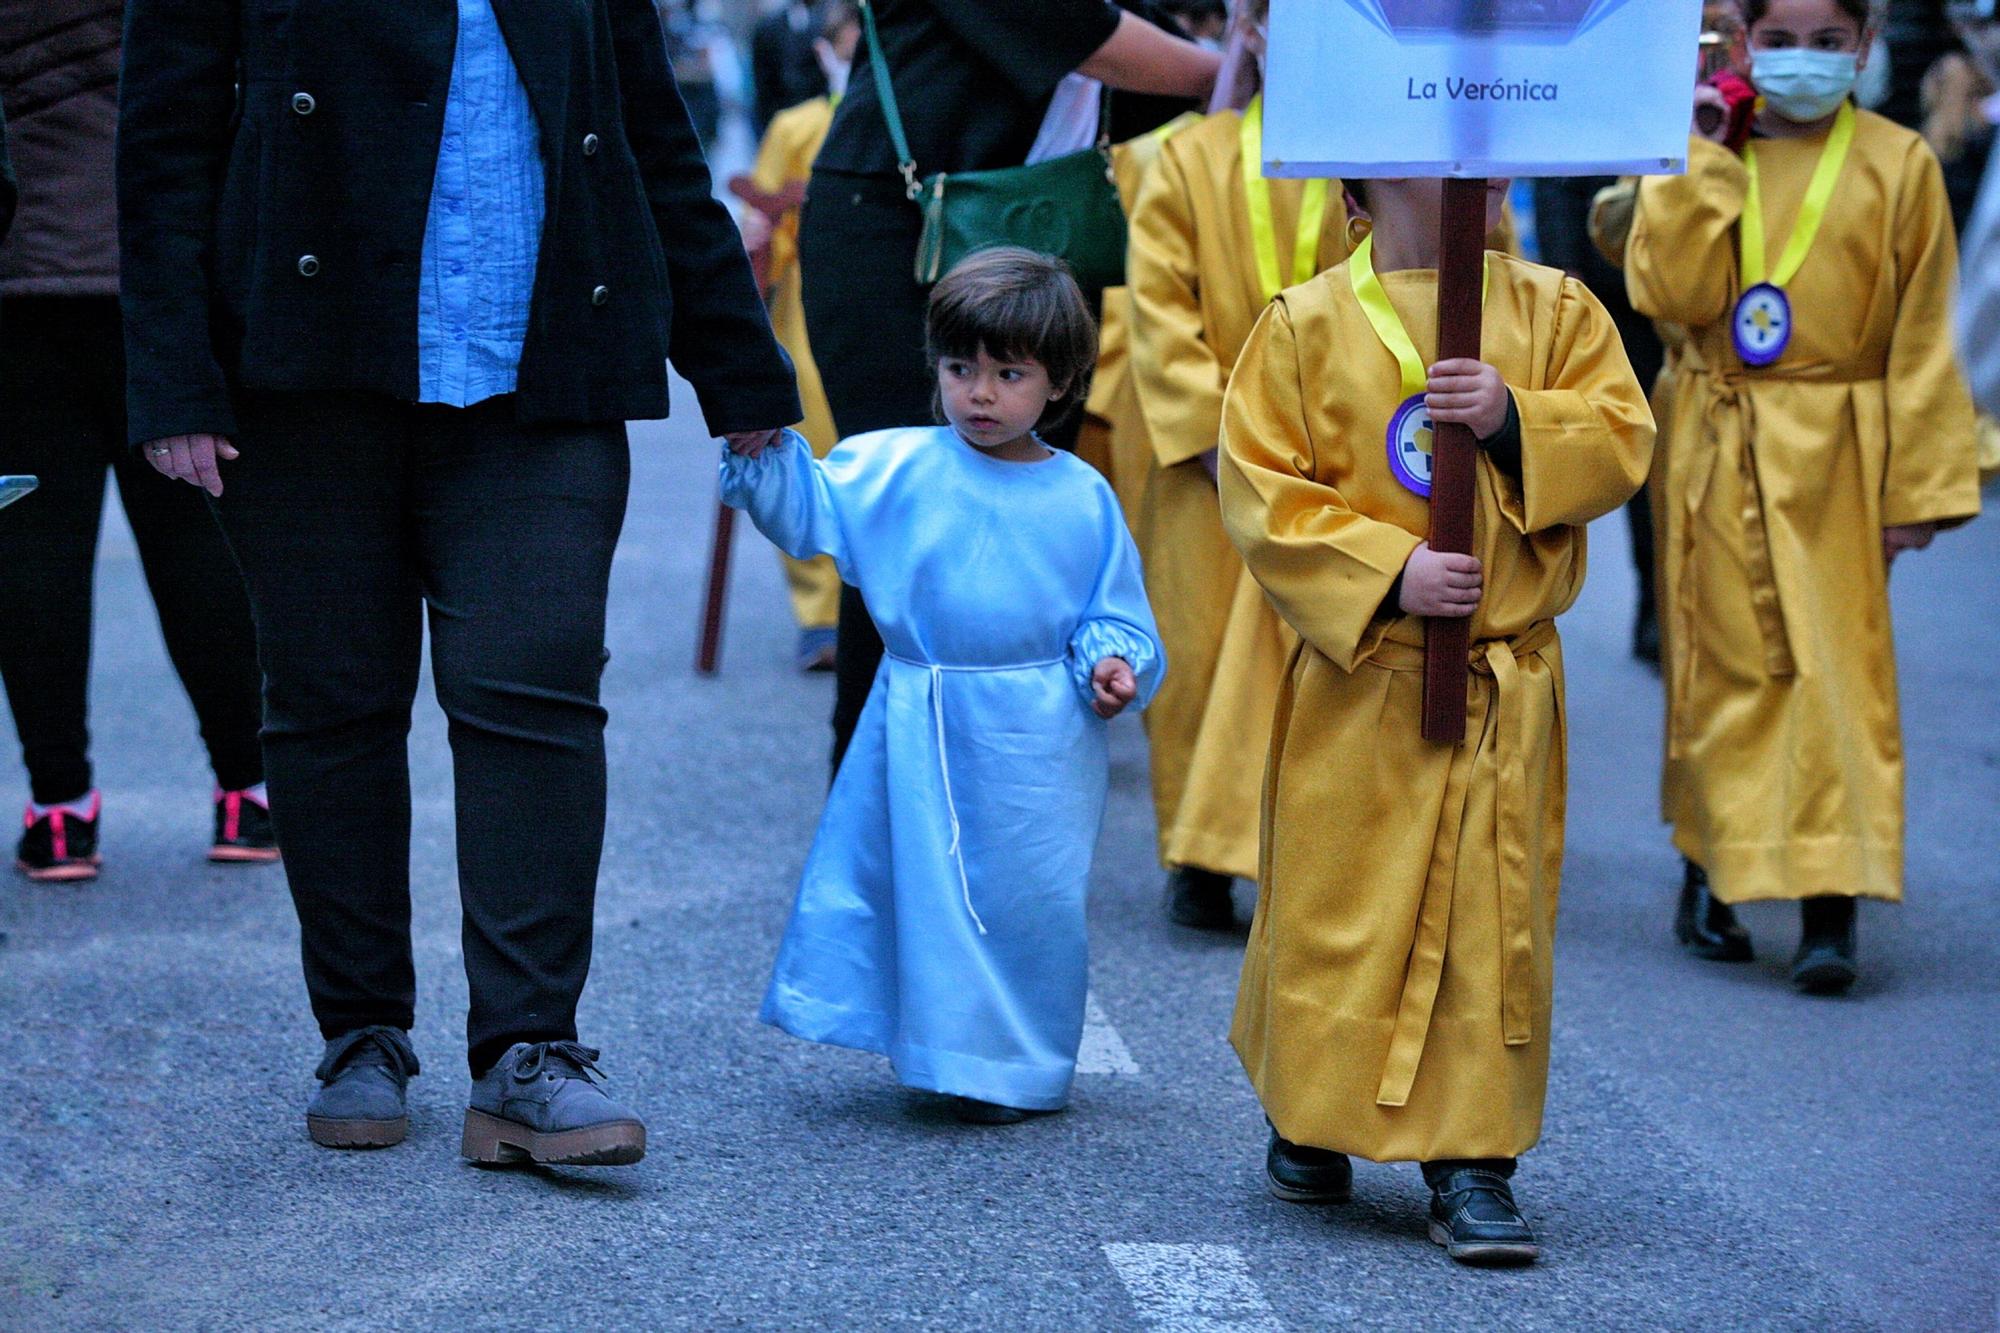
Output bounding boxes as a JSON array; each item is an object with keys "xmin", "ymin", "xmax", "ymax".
[{"xmin": 926, "ymin": 247, "xmax": 1098, "ymax": 433}]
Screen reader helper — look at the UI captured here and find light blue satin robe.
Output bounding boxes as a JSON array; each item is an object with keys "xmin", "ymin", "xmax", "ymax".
[{"xmin": 722, "ymin": 428, "xmax": 1165, "ymax": 1110}]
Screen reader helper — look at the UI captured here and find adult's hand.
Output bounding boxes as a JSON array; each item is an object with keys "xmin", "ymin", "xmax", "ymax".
[
  {"xmin": 1079, "ymin": 11, "xmax": 1221, "ymax": 100},
  {"xmin": 725, "ymin": 428, "xmax": 785, "ymax": 458},
  {"xmin": 142, "ymin": 433, "xmax": 239, "ymax": 497},
  {"xmin": 1207, "ymin": 2, "xmax": 1263, "ymax": 114}
]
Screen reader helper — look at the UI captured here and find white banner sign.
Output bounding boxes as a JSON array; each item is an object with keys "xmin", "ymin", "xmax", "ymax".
[{"xmin": 1263, "ymin": 0, "xmax": 1705, "ymax": 178}]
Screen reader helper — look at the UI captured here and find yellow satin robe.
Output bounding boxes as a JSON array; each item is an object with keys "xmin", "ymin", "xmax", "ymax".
[
  {"xmin": 1077, "ymin": 113, "xmax": 1204, "ymax": 522},
  {"xmin": 1220, "ymin": 256, "xmax": 1653, "ymax": 1162},
  {"xmin": 1126, "ymin": 108, "xmax": 1351, "ymax": 879},
  {"xmin": 1627, "ymin": 118, "xmax": 1981, "ymax": 904},
  {"xmin": 1591, "ymin": 176, "xmax": 1693, "ymax": 825},
  {"xmin": 750, "ymin": 97, "xmax": 841, "ymax": 632}
]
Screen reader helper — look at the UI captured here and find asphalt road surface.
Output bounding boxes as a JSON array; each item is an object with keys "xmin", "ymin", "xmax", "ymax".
[{"xmin": 4, "ymin": 392, "xmax": 1995, "ymax": 1330}]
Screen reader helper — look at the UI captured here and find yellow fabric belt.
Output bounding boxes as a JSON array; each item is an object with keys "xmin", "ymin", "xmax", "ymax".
[
  {"xmin": 1666, "ymin": 364, "xmax": 1876, "ymax": 754},
  {"xmin": 1363, "ymin": 620, "xmax": 1555, "ymax": 1108}
]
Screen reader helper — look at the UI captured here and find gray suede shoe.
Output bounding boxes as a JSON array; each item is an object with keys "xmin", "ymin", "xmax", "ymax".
[
  {"xmin": 307, "ymin": 1026, "xmax": 419, "ymax": 1149},
  {"xmin": 462, "ymin": 1041, "xmax": 646, "ymax": 1167}
]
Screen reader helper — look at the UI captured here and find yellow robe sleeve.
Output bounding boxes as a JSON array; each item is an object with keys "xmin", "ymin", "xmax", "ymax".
[
  {"xmin": 1128, "ymin": 140, "xmax": 1229, "ymax": 469},
  {"xmin": 1627, "ymin": 136, "xmax": 1745, "ymax": 329},
  {"xmin": 1501, "ymin": 277, "xmax": 1657, "ymax": 533},
  {"xmin": 1219, "ymin": 300, "xmax": 1422, "ymax": 673},
  {"xmin": 1587, "ymin": 177, "xmax": 1638, "ymax": 268},
  {"xmin": 1881, "ymin": 138, "xmax": 1982, "ymax": 529}
]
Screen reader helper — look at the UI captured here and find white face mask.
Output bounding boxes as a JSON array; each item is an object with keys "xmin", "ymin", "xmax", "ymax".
[{"xmin": 1751, "ymin": 47, "xmax": 1860, "ymax": 123}]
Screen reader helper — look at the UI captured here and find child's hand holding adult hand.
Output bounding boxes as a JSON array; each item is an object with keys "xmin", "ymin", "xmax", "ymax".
[
  {"xmin": 726, "ymin": 429, "xmax": 783, "ymax": 458},
  {"xmin": 1426, "ymin": 359, "xmax": 1510, "ymax": 441},
  {"xmin": 1091, "ymin": 657, "xmax": 1139, "ymax": 719},
  {"xmin": 1882, "ymin": 522, "xmax": 1937, "ymax": 568},
  {"xmin": 1400, "ymin": 542, "xmax": 1483, "ymax": 618}
]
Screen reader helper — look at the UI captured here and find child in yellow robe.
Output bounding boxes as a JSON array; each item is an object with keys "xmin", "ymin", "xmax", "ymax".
[
  {"xmin": 1627, "ymin": 0, "xmax": 1980, "ymax": 993},
  {"xmin": 738, "ymin": 2, "xmax": 858, "ymax": 671},
  {"xmin": 1221, "ymin": 178, "xmax": 1653, "ymax": 1265},
  {"xmin": 1126, "ymin": 2, "xmax": 1350, "ymax": 928},
  {"xmin": 1077, "ymin": 112, "xmax": 1202, "ymax": 524}
]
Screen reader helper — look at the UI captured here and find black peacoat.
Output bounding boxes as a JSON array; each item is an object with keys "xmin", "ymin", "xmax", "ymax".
[
  {"xmin": 116, "ymin": 0, "xmax": 801, "ymax": 447},
  {"xmin": 0, "ymin": 98, "xmax": 14, "ymax": 246}
]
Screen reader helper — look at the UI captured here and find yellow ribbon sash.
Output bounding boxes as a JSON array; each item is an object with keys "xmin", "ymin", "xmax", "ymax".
[
  {"xmin": 1348, "ymin": 231, "xmax": 1431, "ymax": 400},
  {"xmin": 1346, "ymin": 231, "xmax": 1490, "ymax": 399},
  {"xmin": 1740, "ymin": 100, "xmax": 1856, "ymax": 290},
  {"xmin": 1240, "ymin": 95, "xmax": 1331, "ymax": 302}
]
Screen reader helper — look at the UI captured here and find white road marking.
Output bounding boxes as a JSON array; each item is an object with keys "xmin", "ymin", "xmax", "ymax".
[
  {"xmin": 1076, "ymin": 991, "xmax": 1140, "ymax": 1075},
  {"xmin": 1102, "ymin": 1244, "xmax": 1282, "ymax": 1332}
]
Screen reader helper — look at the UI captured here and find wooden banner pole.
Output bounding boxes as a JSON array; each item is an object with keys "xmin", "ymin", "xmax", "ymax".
[
  {"xmin": 1420, "ymin": 177, "xmax": 1490, "ymax": 745},
  {"xmin": 695, "ymin": 500, "xmax": 736, "ymax": 676}
]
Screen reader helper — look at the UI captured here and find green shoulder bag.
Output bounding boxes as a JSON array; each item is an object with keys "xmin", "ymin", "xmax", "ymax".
[{"xmin": 859, "ymin": 0, "xmax": 1127, "ymax": 289}]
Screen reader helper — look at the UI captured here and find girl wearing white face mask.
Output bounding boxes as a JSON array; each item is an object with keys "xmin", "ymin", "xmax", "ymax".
[{"xmin": 1627, "ymin": 0, "xmax": 1981, "ymax": 996}]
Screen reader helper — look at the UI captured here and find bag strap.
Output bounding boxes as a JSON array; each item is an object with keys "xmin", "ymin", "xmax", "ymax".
[{"xmin": 858, "ymin": 1, "xmax": 923, "ymax": 200}]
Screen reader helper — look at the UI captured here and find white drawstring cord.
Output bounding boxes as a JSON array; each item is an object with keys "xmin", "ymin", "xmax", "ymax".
[
  {"xmin": 927, "ymin": 663, "xmax": 986, "ymax": 936},
  {"xmin": 886, "ymin": 651, "xmax": 1065, "ymax": 937}
]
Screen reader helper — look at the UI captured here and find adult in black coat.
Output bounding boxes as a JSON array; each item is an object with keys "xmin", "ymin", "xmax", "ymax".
[
  {"xmin": 1, "ymin": 100, "xmax": 14, "ymax": 244},
  {"xmin": 118, "ymin": 0, "xmax": 801, "ymax": 1165},
  {"xmin": 751, "ymin": 0, "xmax": 828, "ymax": 134}
]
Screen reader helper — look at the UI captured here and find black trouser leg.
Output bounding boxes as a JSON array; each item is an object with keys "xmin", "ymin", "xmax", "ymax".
[
  {"xmin": 0, "ymin": 297, "xmax": 113, "ymax": 805},
  {"xmin": 827, "ymin": 584, "xmax": 882, "ymax": 774},
  {"xmin": 1625, "ymin": 484, "xmax": 1657, "ymax": 626},
  {"xmin": 800, "ymin": 174, "xmax": 931, "ymax": 774},
  {"xmin": 213, "ymin": 392, "xmax": 425, "ymax": 1040},
  {"xmin": 407, "ymin": 401, "xmax": 629, "ymax": 1074},
  {"xmin": 0, "ymin": 295, "xmax": 266, "ymax": 803},
  {"xmin": 113, "ymin": 440, "xmax": 266, "ymax": 793}
]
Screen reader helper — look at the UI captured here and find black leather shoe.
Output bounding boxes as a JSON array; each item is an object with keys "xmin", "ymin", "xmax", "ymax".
[
  {"xmin": 1427, "ymin": 1168, "xmax": 1539, "ymax": 1266},
  {"xmin": 1791, "ymin": 896, "xmax": 1858, "ymax": 994},
  {"xmin": 1265, "ymin": 1130, "xmax": 1351, "ymax": 1204},
  {"xmin": 949, "ymin": 1096, "xmax": 1050, "ymax": 1126},
  {"xmin": 1166, "ymin": 866, "xmax": 1236, "ymax": 931},
  {"xmin": 1675, "ymin": 859, "xmax": 1752, "ymax": 962}
]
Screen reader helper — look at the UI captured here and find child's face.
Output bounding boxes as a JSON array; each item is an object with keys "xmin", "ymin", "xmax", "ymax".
[
  {"xmin": 1748, "ymin": 0, "xmax": 1865, "ymax": 53},
  {"xmin": 937, "ymin": 346, "xmax": 1060, "ymax": 452},
  {"xmin": 1363, "ymin": 177, "xmax": 1510, "ymax": 236}
]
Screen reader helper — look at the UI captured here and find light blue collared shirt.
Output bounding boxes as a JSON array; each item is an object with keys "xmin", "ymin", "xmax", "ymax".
[{"xmin": 417, "ymin": 0, "xmax": 546, "ymax": 407}]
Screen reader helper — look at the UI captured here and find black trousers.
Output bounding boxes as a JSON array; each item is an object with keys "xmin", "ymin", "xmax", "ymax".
[
  {"xmin": 800, "ymin": 174, "xmax": 928, "ymax": 773},
  {"xmin": 211, "ymin": 391, "xmax": 629, "ymax": 1073},
  {"xmin": 0, "ymin": 295, "xmax": 264, "ymax": 805}
]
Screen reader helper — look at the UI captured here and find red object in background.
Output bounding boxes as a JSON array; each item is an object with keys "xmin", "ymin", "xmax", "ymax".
[
  {"xmin": 727, "ymin": 173, "xmax": 807, "ymax": 295},
  {"xmin": 1699, "ymin": 70, "xmax": 1759, "ymax": 153}
]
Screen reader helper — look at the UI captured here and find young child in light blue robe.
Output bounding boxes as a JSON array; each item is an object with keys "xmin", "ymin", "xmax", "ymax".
[{"xmin": 722, "ymin": 249, "xmax": 1165, "ymax": 1122}]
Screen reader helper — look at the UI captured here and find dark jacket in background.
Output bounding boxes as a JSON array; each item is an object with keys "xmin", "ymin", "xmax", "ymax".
[
  {"xmin": 750, "ymin": 2, "xmax": 826, "ymax": 135},
  {"xmin": 0, "ymin": 1, "xmax": 119, "ymax": 291},
  {"xmin": 117, "ymin": 0, "xmax": 800, "ymax": 448},
  {"xmin": 0, "ymin": 98, "xmax": 14, "ymax": 246}
]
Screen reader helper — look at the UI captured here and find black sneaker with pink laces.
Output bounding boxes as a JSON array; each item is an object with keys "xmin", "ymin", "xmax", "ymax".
[
  {"xmin": 211, "ymin": 788, "xmax": 280, "ymax": 864},
  {"xmin": 16, "ymin": 792, "xmax": 102, "ymax": 884}
]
